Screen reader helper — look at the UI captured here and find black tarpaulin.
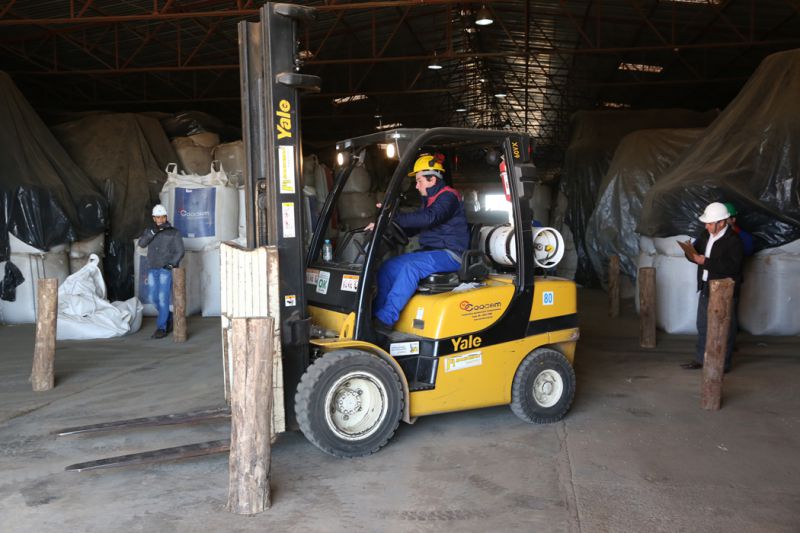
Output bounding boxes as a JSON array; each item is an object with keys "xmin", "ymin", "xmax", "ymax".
[
  {"xmin": 51, "ymin": 113, "xmax": 176, "ymax": 300},
  {"xmin": 585, "ymin": 128, "xmax": 705, "ymax": 287},
  {"xmin": 639, "ymin": 49, "xmax": 800, "ymax": 247},
  {"xmin": 561, "ymin": 108, "xmax": 718, "ymax": 286},
  {"xmin": 0, "ymin": 71, "xmax": 107, "ymax": 262}
]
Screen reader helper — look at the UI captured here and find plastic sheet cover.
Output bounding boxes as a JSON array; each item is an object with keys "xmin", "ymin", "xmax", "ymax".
[
  {"xmin": 561, "ymin": 108, "xmax": 717, "ymax": 286},
  {"xmin": 0, "ymin": 72, "xmax": 107, "ymax": 262},
  {"xmin": 160, "ymin": 111, "xmax": 241, "ymax": 142},
  {"xmin": 585, "ymin": 128, "xmax": 704, "ymax": 287},
  {"xmin": 52, "ymin": 113, "xmax": 176, "ymax": 300},
  {"xmin": 639, "ymin": 49, "xmax": 800, "ymax": 248}
]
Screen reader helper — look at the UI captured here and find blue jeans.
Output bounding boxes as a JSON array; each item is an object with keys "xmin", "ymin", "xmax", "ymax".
[
  {"xmin": 147, "ymin": 268, "xmax": 173, "ymax": 331},
  {"xmin": 374, "ymin": 250, "xmax": 461, "ymax": 326}
]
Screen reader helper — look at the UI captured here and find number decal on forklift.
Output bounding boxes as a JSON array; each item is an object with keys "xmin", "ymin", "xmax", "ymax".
[{"xmin": 542, "ymin": 291, "xmax": 555, "ymax": 305}]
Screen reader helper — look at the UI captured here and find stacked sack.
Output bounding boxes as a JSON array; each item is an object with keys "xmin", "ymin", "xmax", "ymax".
[
  {"xmin": 171, "ymin": 132, "xmax": 220, "ymax": 175},
  {"xmin": 213, "ymin": 141, "xmax": 245, "ymax": 187},
  {"xmin": 338, "ymin": 164, "xmax": 375, "ymax": 232}
]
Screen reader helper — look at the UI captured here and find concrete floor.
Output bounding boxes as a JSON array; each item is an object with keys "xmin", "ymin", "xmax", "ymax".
[{"xmin": 1, "ymin": 289, "xmax": 798, "ymax": 532}]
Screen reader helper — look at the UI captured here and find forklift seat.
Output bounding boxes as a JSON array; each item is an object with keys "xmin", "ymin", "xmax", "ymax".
[{"xmin": 418, "ymin": 249, "xmax": 490, "ymax": 293}]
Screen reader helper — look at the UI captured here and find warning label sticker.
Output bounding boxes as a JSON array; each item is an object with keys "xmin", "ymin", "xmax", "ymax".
[
  {"xmin": 278, "ymin": 145, "xmax": 296, "ymax": 194},
  {"xmin": 444, "ymin": 351, "xmax": 483, "ymax": 373},
  {"xmin": 305, "ymin": 269, "xmax": 320, "ymax": 285},
  {"xmin": 390, "ymin": 342, "xmax": 419, "ymax": 356},
  {"xmin": 341, "ymin": 274, "xmax": 359, "ymax": 292},
  {"xmin": 282, "ymin": 202, "xmax": 296, "ymax": 238}
]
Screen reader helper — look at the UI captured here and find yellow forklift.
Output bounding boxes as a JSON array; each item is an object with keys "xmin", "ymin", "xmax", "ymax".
[{"xmin": 293, "ymin": 128, "xmax": 579, "ymax": 457}]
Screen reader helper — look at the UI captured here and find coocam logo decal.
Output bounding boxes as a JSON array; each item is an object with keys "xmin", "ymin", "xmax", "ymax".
[
  {"xmin": 178, "ymin": 209, "xmax": 211, "ymax": 218},
  {"xmin": 459, "ymin": 300, "xmax": 501, "ymax": 312}
]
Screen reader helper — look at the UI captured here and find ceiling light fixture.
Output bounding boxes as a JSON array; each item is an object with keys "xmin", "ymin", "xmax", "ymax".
[
  {"xmin": 456, "ymin": 106, "xmax": 467, "ymax": 112},
  {"xmin": 332, "ymin": 94, "xmax": 368, "ymax": 105},
  {"xmin": 618, "ymin": 62, "xmax": 663, "ymax": 73},
  {"xmin": 475, "ymin": 5, "xmax": 493, "ymax": 26},
  {"xmin": 494, "ymin": 90, "xmax": 507, "ymax": 98},
  {"xmin": 428, "ymin": 52, "xmax": 443, "ymax": 70},
  {"xmin": 376, "ymin": 122, "xmax": 403, "ymax": 131}
]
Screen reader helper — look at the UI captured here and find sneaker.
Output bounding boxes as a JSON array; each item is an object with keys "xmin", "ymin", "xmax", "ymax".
[{"xmin": 151, "ymin": 329, "xmax": 168, "ymax": 339}]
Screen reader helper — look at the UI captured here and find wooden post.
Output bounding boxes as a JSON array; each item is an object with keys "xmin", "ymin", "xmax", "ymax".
[
  {"xmin": 172, "ymin": 267, "xmax": 187, "ymax": 342},
  {"xmin": 701, "ymin": 278, "xmax": 734, "ymax": 411},
  {"xmin": 222, "ymin": 325, "xmax": 231, "ymax": 404},
  {"xmin": 228, "ymin": 316, "xmax": 274, "ymax": 514},
  {"xmin": 31, "ymin": 278, "xmax": 58, "ymax": 391},
  {"xmin": 608, "ymin": 255, "xmax": 620, "ymax": 318},
  {"xmin": 638, "ymin": 267, "xmax": 656, "ymax": 348}
]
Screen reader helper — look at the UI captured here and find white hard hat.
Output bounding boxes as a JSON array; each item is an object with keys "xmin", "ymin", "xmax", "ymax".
[
  {"xmin": 698, "ymin": 202, "xmax": 729, "ymax": 223},
  {"xmin": 152, "ymin": 204, "xmax": 168, "ymax": 217}
]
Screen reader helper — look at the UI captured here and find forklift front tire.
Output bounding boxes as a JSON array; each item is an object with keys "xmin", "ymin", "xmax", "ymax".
[
  {"xmin": 295, "ymin": 349, "xmax": 404, "ymax": 457},
  {"xmin": 510, "ymin": 348, "xmax": 576, "ymax": 424}
]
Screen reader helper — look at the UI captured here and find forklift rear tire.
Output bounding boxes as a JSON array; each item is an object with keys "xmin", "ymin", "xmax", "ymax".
[
  {"xmin": 510, "ymin": 348, "xmax": 576, "ymax": 424},
  {"xmin": 295, "ymin": 349, "xmax": 404, "ymax": 457}
]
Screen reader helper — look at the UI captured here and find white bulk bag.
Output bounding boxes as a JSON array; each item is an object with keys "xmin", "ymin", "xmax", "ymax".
[
  {"xmin": 652, "ymin": 253, "xmax": 699, "ymax": 334},
  {"xmin": 739, "ymin": 239, "xmax": 800, "ymax": 335},
  {"xmin": 160, "ymin": 161, "xmax": 239, "ymax": 250},
  {"xmin": 0, "ymin": 247, "xmax": 70, "ymax": 324},
  {"xmin": 56, "ymin": 254, "xmax": 143, "ymax": 340},
  {"xmin": 200, "ymin": 242, "xmax": 221, "ymax": 317}
]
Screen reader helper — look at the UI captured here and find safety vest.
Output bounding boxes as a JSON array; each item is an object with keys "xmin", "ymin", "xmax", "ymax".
[{"xmin": 426, "ymin": 185, "xmax": 462, "ymax": 207}]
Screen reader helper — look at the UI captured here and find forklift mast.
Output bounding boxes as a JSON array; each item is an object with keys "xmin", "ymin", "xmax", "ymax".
[{"xmin": 238, "ymin": 4, "xmax": 320, "ymax": 408}]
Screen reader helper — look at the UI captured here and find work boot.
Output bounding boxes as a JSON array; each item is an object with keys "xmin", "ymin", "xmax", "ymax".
[{"xmin": 151, "ymin": 328, "xmax": 168, "ymax": 339}]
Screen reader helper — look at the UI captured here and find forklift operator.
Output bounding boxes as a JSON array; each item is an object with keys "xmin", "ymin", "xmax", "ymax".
[{"xmin": 366, "ymin": 153, "xmax": 469, "ymax": 328}]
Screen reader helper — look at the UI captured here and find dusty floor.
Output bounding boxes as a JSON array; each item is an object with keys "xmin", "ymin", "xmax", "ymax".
[{"xmin": 1, "ymin": 289, "xmax": 798, "ymax": 532}]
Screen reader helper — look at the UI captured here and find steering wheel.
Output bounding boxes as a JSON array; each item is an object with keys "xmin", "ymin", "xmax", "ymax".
[{"xmin": 380, "ymin": 220, "xmax": 409, "ymax": 247}]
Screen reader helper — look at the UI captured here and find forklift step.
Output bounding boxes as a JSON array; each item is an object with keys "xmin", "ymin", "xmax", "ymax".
[{"xmin": 56, "ymin": 407, "xmax": 230, "ymax": 437}]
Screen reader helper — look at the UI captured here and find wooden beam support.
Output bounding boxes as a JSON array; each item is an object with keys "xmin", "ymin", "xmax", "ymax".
[
  {"xmin": 227, "ymin": 317, "xmax": 274, "ymax": 514},
  {"xmin": 172, "ymin": 266, "xmax": 187, "ymax": 342},
  {"xmin": 701, "ymin": 278, "xmax": 734, "ymax": 411},
  {"xmin": 31, "ymin": 278, "xmax": 58, "ymax": 391},
  {"xmin": 609, "ymin": 255, "xmax": 620, "ymax": 318},
  {"xmin": 638, "ymin": 267, "xmax": 656, "ymax": 348}
]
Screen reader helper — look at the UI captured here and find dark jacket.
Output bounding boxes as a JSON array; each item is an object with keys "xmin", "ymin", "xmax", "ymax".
[
  {"xmin": 394, "ymin": 180, "xmax": 469, "ymax": 255},
  {"xmin": 692, "ymin": 227, "xmax": 744, "ymax": 294},
  {"xmin": 138, "ymin": 222, "xmax": 185, "ymax": 269}
]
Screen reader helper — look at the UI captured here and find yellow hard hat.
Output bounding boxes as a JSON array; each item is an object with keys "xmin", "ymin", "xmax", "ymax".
[{"xmin": 408, "ymin": 153, "xmax": 445, "ymax": 177}]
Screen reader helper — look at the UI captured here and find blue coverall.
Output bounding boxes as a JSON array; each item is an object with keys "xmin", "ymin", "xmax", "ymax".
[{"xmin": 374, "ymin": 180, "xmax": 469, "ymax": 326}]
